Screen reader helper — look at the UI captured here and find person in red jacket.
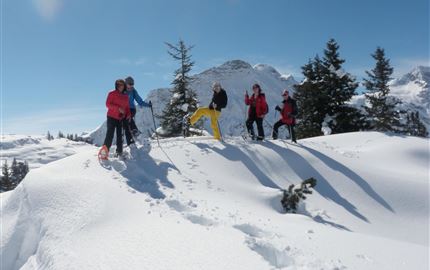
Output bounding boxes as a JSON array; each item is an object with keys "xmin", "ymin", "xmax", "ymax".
[
  {"xmin": 245, "ymin": 84, "xmax": 268, "ymax": 140},
  {"xmin": 99, "ymin": 79, "xmax": 132, "ymax": 159},
  {"xmin": 272, "ymin": 89, "xmax": 298, "ymax": 143}
]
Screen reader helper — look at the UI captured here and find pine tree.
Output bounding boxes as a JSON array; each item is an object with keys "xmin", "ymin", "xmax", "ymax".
[
  {"xmin": 363, "ymin": 47, "xmax": 402, "ymax": 132},
  {"xmin": 58, "ymin": 131, "xmax": 64, "ymax": 139},
  {"xmin": 47, "ymin": 131, "xmax": 54, "ymax": 141},
  {"xmin": 159, "ymin": 39, "xmax": 200, "ymax": 137},
  {"xmin": 321, "ymin": 39, "xmax": 363, "ymax": 133},
  {"xmin": 295, "ymin": 39, "xmax": 364, "ymax": 139},
  {"xmin": 295, "ymin": 57, "xmax": 327, "ymax": 138},
  {"xmin": 1, "ymin": 161, "xmax": 13, "ymax": 192},
  {"xmin": 405, "ymin": 111, "xmax": 428, "ymax": 137},
  {"xmin": 10, "ymin": 158, "xmax": 20, "ymax": 187},
  {"xmin": 281, "ymin": 178, "xmax": 317, "ymax": 213}
]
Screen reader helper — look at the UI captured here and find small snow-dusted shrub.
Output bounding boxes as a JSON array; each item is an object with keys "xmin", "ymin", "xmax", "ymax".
[{"xmin": 281, "ymin": 178, "xmax": 317, "ymax": 213}]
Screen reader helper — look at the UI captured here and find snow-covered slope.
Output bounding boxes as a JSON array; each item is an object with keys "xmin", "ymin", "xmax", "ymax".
[
  {"xmin": 89, "ymin": 60, "xmax": 297, "ymax": 145},
  {"xmin": 0, "ymin": 135, "xmax": 94, "ymax": 169},
  {"xmin": 2, "ymin": 132, "xmax": 428, "ymax": 269}
]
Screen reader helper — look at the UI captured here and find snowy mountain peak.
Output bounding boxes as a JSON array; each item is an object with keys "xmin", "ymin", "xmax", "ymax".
[
  {"xmin": 280, "ymin": 74, "xmax": 298, "ymax": 86},
  {"xmin": 391, "ymin": 65, "xmax": 430, "ymax": 87},
  {"xmin": 219, "ymin": 59, "xmax": 253, "ymax": 70},
  {"xmin": 253, "ymin": 63, "xmax": 281, "ymax": 76}
]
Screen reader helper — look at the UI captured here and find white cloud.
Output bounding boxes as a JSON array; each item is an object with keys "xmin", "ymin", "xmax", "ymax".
[{"xmin": 32, "ymin": 0, "xmax": 64, "ymax": 21}]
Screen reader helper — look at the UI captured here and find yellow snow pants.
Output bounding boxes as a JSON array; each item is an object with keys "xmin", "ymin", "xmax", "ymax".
[{"xmin": 190, "ymin": 107, "xmax": 222, "ymax": 140}]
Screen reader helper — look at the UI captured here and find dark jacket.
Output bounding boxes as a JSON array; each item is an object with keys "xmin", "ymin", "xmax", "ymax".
[
  {"xmin": 280, "ymin": 97, "xmax": 297, "ymax": 125},
  {"xmin": 209, "ymin": 89, "xmax": 228, "ymax": 111}
]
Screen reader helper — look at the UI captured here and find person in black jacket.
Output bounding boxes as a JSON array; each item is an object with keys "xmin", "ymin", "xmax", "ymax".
[
  {"xmin": 188, "ymin": 82, "xmax": 228, "ymax": 140},
  {"xmin": 272, "ymin": 89, "xmax": 298, "ymax": 143}
]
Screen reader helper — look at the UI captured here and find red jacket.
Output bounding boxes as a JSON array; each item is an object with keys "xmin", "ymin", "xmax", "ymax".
[
  {"xmin": 245, "ymin": 93, "xmax": 268, "ymax": 118},
  {"xmin": 280, "ymin": 98, "xmax": 297, "ymax": 125},
  {"xmin": 106, "ymin": 89, "xmax": 131, "ymax": 120}
]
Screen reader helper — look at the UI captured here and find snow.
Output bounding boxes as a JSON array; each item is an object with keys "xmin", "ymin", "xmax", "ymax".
[
  {"xmin": 1, "ymin": 132, "xmax": 429, "ymax": 269},
  {"xmin": 0, "ymin": 135, "xmax": 94, "ymax": 170}
]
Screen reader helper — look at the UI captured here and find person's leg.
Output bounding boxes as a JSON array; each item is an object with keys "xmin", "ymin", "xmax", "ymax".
[
  {"xmin": 103, "ymin": 117, "xmax": 116, "ymax": 150},
  {"xmin": 272, "ymin": 120, "xmax": 283, "ymax": 139},
  {"xmin": 210, "ymin": 110, "xmax": 221, "ymax": 140},
  {"xmin": 289, "ymin": 124, "xmax": 297, "ymax": 143},
  {"xmin": 129, "ymin": 108, "xmax": 138, "ymax": 132},
  {"xmin": 245, "ymin": 117, "xmax": 255, "ymax": 139},
  {"xmin": 123, "ymin": 119, "xmax": 134, "ymax": 146},
  {"xmin": 256, "ymin": 118, "xmax": 265, "ymax": 140},
  {"xmin": 115, "ymin": 119, "xmax": 123, "ymax": 154},
  {"xmin": 190, "ymin": 107, "xmax": 210, "ymax": 125}
]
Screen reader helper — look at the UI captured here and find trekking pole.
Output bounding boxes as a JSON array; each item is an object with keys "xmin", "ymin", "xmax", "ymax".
[
  {"xmin": 150, "ymin": 105, "xmax": 161, "ymax": 147},
  {"xmin": 272, "ymin": 110, "xmax": 278, "ymax": 137}
]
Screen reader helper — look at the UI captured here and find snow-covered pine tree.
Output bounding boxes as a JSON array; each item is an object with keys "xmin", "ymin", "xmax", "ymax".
[
  {"xmin": 159, "ymin": 39, "xmax": 200, "ymax": 137},
  {"xmin": 363, "ymin": 47, "xmax": 402, "ymax": 132},
  {"xmin": 405, "ymin": 111, "xmax": 428, "ymax": 137},
  {"xmin": 320, "ymin": 39, "xmax": 364, "ymax": 133},
  {"xmin": 281, "ymin": 177, "xmax": 317, "ymax": 213},
  {"xmin": 1, "ymin": 161, "xmax": 14, "ymax": 192}
]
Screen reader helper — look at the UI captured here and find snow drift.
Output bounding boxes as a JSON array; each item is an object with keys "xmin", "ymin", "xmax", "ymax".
[{"xmin": 1, "ymin": 132, "xmax": 429, "ymax": 269}]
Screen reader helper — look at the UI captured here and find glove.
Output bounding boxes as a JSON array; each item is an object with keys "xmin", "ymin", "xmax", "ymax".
[
  {"xmin": 148, "ymin": 100, "xmax": 152, "ymax": 107},
  {"xmin": 275, "ymin": 105, "xmax": 281, "ymax": 112}
]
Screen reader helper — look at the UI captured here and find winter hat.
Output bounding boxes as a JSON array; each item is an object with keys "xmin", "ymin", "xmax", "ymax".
[
  {"xmin": 282, "ymin": 89, "xmax": 289, "ymax": 96},
  {"xmin": 212, "ymin": 82, "xmax": 221, "ymax": 91},
  {"xmin": 125, "ymin": 76, "xmax": 134, "ymax": 85}
]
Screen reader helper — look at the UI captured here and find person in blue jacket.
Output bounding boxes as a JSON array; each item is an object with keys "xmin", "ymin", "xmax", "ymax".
[{"xmin": 124, "ymin": 76, "xmax": 152, "ymax": 137}]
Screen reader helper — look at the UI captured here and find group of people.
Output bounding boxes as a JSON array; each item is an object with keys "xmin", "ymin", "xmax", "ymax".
[
  {"xmin": 98, "ymin": 78, "xmax": 297, "ymax": 160},
  {"xmin": 244, "ymin": 83, "xmax": 297, "ymax": 143}
]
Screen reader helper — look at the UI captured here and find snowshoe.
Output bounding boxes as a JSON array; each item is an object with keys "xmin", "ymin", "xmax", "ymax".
[{"xmin": 98, "ymin": 145, "xmax": 109, "ymax": 160}]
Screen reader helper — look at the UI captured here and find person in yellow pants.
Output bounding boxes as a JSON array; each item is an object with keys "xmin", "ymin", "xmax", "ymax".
[{"xmin": 189, "ymin": 82, "xmax": 228, "ymax": 140}]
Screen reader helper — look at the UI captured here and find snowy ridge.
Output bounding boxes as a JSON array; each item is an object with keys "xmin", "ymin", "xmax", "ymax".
[
  {"xmin": 89, "ymin": 60, "xmax": 297, "ymax": 145},
  {"xmin": 1, "ymin": 132, "xmax": 428, "ymax": 269},
  {"xmin": 0, "ymin": 135, "xmax": 94, "ymax": 169}
]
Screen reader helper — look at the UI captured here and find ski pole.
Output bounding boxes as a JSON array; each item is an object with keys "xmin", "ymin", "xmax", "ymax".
[
  {"xmin": 272, "ymin": 110, "xmax": 278, "ymax": 136},
  {"xmin": 150, "ymin": 105, "xmax": 161, "ymax": 147}
]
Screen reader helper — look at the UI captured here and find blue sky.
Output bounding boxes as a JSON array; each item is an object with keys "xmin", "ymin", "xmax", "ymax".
[{"xmin": 1, "ymin": 0, "xmax": 429, "ymax": 135}]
